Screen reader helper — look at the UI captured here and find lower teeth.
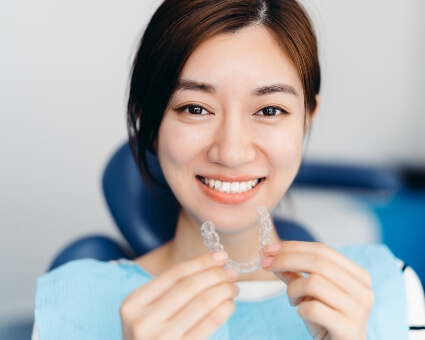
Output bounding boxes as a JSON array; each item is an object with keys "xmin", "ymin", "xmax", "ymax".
[{"xmin": 200, "ymin": 206, "xmax": 273, "ymax": 274}]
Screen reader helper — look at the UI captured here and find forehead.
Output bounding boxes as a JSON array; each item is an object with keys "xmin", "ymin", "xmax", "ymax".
[{"xmin": 179, "ymin": 25, "xmax": 303, "ymax": 96}]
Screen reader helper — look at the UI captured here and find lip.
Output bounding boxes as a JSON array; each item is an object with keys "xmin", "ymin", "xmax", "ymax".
[{"xmin": 196, "ymin": 175, "xmax": 265, "ymax": 205}]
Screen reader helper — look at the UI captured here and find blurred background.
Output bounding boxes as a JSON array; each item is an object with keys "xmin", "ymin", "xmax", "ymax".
[{"xmin": 1, "ymin": 0, "xmax": 424, "ymax": 338}]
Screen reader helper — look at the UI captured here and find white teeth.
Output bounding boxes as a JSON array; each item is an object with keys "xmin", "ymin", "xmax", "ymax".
[
  {"xmin": 240, "ymin": 182, "xmax": 247, "ymax": 191},
  {"xmin": 221, "ymin": 182, "xmax": 230, "ymax": 193},
  {"xmin": 200, "ymin": 177, "xmax": 262, "ymax": 194},
  {"xmin": 230, "ymin": 182, "xmax": 239, "ymax": 193}
]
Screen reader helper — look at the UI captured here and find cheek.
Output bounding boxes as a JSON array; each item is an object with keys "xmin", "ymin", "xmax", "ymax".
[
  {"xmin": 157, "ymin": 117, "xmax": 208, "ymax": 174},
  {"xmin": 261, "ymin": 126, "xmax": 304, "ymax": 208},
  {"xmin": 261, "ymin": 125, "xmax": 305, "ymax": 169}
]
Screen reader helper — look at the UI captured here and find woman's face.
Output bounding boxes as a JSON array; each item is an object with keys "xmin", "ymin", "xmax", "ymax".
[{"xmin": 158, "ymin": 25, "xmax": 310, "ymax": 233}]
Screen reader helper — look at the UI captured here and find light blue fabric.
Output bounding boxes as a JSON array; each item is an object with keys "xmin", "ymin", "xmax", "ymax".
[{"xmin": 34, "ymin": 244, "xmax": 408, "ymax": 339}]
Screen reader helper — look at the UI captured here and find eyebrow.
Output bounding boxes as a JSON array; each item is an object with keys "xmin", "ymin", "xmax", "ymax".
[
  {"xmin": 253, "ymin": 83, "xmax": 298, "ymax": 96},
  {"xmin": 175, "ymin": 79, "xmax": 216, "ymax": 93},
  {"xmin": 175, "ymin": 79, "xmax": 298, "ymax": 96}
]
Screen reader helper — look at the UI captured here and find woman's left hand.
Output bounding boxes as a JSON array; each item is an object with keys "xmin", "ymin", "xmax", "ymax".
[{"xmin": 261, "ymin": 241, "xmax": 374, "ymax": 340}]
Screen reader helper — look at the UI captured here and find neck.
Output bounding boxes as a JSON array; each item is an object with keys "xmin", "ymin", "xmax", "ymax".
[{"xmin": 166, "ymin": 209, "xmax": 281, "ymax": 281}]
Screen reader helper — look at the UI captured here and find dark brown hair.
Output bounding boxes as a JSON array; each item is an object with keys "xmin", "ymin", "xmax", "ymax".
[{"xmin": 127, "ymin": 0, "xmax": 321, "ymax": 183}]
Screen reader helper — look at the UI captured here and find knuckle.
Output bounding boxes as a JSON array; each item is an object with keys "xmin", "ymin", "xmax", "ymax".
[
  {"xmin": 198, "ymin": 289, "xmax": 217, "ymax": 307},
  {"xmin": 357, "ymin": 286, "xmax": 374, "ymax": 310},
  {"xmin": 223, "ymin": 282, "xmax": 237, "ymax": 299},
  {"xmin": 180, "ymin": 276, "xmax": 198, "ymax": 293},
  {"xmin": 312, "ymin": 254, "xmax": 326, "ymax": 270},
  {"xmin": 128, "ymin": 321, "xmax": 145, "ymax": 340},
  {"xmin": 275, "ymin": 253, "xmax": 289, "ymax": 267},
  {"xmin": 350, "ymin": 302, "xmax": 364, "ymax": 322},
  {"xmin": 363, "ymin": 271, "xmax": 372, "ymax": 287},
  {"xmin": 200, "ymin": 283, "xmax": 235, "ymax": 307},
  {"xmin": 212, "ymin": 267, "xmax": 227, "ymax": 280},
  {"xmin": 286, "ymin": 281, "xmax": 297, "ymax": 298},
  {"xmin": 120, "ymin": 299, "xmax": 132, "ymax": 319},
  {"xmin": 199, "ymin": 254, "xmax": 213, "ymax": 268},
  {"xmin": 282, "ymin": 240, "xmax": 297, "ymax": 251},
  {"xmin": 226, "ymin": 299, "xmax": 236, "ymax": 314},
  {"xmin": 298, "ymin": 300, "xmax": 321, "ymax": 319},
  {"xmin": 168, "ymin": 262, "xmax": 186, "ymax": 279},
  {"xmin": 364, "ymin": 289, "xmax": 374, "ymax": 309},
  {"xmin": 303, "ymin": 275, "xmax": 319, "ymax": 296},
  {"xmin": 210, "ymin": 300, "xmax": 235, "ymax": 327},
  {"xmin": 315, "ymin": 242, "xmax": 328, "ymax": 254},
  {"xmin": 228, "ymin": 283, "xmax": 238, "ymax": 298},
  {"xmin": 304, "ymin": 275, "xmax": 317, "ymax": 290}
]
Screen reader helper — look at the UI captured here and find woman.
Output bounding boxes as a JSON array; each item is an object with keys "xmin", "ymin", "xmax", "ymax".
[{"xmin": 34, "ymin": 0, "xmax": 424, "ymax": 339}]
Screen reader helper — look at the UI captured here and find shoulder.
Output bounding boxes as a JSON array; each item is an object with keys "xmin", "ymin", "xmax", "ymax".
[
  {"xmin": 335, "ymin": 243, "xmax": 396, "ymax": 263},
  {"xmin": 36, "ymin": 258, "xmax": 152, "ymax": 301},
  {"xmin": 334, "ymin": 244, "xmax": 411, "ymax": 295},
  {"xmin": 38, "ymin": 257, "xmax": 151, "ymax": 280},
  {"xmin": 335, "ymin": 244, "xmax": 409, "ymax": 337},
  {"xmin": 336, "ymin": 244, "xmax": 425, "ymax": 338},
  {"xmin": 334, "ymin": 244, "xmax": 403, "ymax": 280},
  {"xmin": 34, "ymin": 258, "xmax": 152, "ymax": 339}
]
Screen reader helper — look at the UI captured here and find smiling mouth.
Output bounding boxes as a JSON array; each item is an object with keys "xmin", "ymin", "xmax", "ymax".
[{"xmin": 197, "ymin": 176, "xmax": 264, "ymax": 194}]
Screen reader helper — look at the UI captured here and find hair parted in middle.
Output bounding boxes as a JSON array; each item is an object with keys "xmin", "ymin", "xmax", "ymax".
[{"xmin": 127, "ymin": 0, "xmax": 321, "ymax": 183}]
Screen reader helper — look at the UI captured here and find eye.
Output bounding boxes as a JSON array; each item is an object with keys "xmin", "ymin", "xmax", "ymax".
[
  {"xmin": 176, "ymin": 104, "xmax": 210, "ymax": 115},
  {"xmin": 256, "ymin": 106, "xmax": 288, "ymax": 116}
]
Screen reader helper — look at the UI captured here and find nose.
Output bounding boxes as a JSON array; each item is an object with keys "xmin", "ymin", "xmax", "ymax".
[{"xmin": 207, "ymin": 113, "xmax": 256, "ymax": 168}]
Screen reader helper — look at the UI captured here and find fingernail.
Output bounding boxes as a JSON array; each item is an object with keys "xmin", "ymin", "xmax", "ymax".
[
  {"xmin": 261, "ymin": 257, "xmax": 273, "ymax": 268},
  {"xmin": 265, "ymin": 244, "xmax": 281, "ymax": 253},
  {"xmin": 225, "ymin": 268, "xmax": 238, "ymax": 280},
  {"xmin": 233, "ymin": 283, "xmax": 240, "ymax": 296},
  {"xmin": 212, "ymin": 251, "xmax": 227, "ymax": 262}
]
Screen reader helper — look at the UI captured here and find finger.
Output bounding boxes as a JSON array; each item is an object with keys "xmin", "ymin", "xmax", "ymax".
[
  {"xmin": 287, "ymin": 274, "xmax": 363, "ymax": 318},
  {"xmin": 125, "ymin": 251, "xmax": 228, "ymax": 308},
  {"xmin": 262, "ymin": 252, "xmax": 367, "ymax": 298},
  {"xmin": 297, "ymin": 299, "xmax": 349, "ymax": 339},
  {"xmin": 183, "ymin": 299, "xmax": 236, "ymax": 340},
  {"xmin": 161, "ymin": 282, "xmax": 239, "ymax": 339},
  {"xmin": 274, "ymin": 271, "xmax": 303, "ymax": 286},
  {"xmin": 142, "ymin": 265, "xmax": 237, "ymax": 325},
  {"xmin": 264, "ymin": 241, "xmax": 371, "ymax": 288}
]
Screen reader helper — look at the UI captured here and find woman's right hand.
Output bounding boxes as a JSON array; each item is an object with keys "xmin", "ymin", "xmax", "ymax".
[{"xmin": 120, "ymin": 251, "xmax": 239, "ymax": 340}]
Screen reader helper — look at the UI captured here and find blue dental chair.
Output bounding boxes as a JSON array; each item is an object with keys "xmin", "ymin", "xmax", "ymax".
[{"xmin": 49, "ymin": 142, "xmax": 402, "ymax": 271}]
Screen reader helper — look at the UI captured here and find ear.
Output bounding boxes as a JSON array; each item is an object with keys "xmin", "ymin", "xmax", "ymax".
[{"xmin": 305, "ymin": 94, "xmax": 320, "ymax": 129}]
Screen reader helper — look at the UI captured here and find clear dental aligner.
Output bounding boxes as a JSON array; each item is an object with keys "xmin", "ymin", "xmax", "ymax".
[{"xmin": 200, "ymin": 206, "xmax": 273, "ymax": 274}]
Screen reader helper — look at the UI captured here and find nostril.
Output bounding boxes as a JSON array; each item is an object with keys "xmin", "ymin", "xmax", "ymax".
[{"xmin": 207, "ymin": 142, "xmax": 257, "ymax": 168}]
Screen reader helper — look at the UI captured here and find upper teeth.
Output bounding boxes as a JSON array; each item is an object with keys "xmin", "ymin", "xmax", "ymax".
[{"xmin": 201, "ymin": 177, "xmax": 260, "ymax": 193}]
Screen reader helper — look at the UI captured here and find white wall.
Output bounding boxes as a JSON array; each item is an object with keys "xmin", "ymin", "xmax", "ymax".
[
  {"xmin": 413, "ymin": 0, "xmax": 425, "ymax": 164},
  {"xmin": 1, "ymin": 0, "xmax": 424, "ymax": 322},
  {"xmin": 0, "ymin": 0, "xmax": 158, "ymax": 322},
  {"xmin": 300, "ymin": 0, "xmax": 424, "ymax": 165}
]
